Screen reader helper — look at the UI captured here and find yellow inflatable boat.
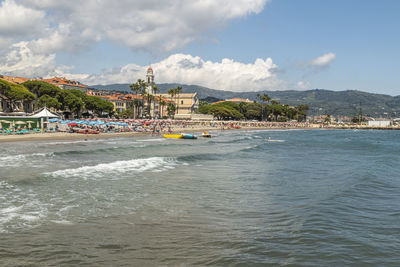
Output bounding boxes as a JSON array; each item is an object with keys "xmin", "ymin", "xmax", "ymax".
[{"xmin": 163, "ymin": 134, "xmax": 183, "ymax": 139}]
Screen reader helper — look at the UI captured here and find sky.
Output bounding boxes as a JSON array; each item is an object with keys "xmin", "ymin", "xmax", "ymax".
[{"xmin": 0, "ymin": 0, "xmax": 399, "ymax": 95}]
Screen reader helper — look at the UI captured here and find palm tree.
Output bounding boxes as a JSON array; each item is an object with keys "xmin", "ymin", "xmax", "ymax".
[
  {"xmin": 130, "ymin": 81, "xmax": 141, "ymax": 119},
  {"xmin": 167, "ymin": 102, "xmax": 176, "ymax": 118},
  {"xmin": 139, "ymin": 88, "xmax": 146, "ymax": 118},
  {"xmin": 152, "ymin": 85, "xmax": 159, "ymax": 118},
  {"xmin": 137, "ymin": 79, "xmax": 147, "ymax": 118},
  {"xmin": 159, "ymin": 99, "xmax": 166, "ymax": 118},
  {"xmin": 168, "ymin": 88, "xmax": 176, "ymax": 117},
  {"xmin": 257, "ymin": 93, "xmax": 271, "ymax": 121},
  {"xmin": 175, "ymin": 86, "xmax": 182, "ymax": 115},
  {"xmin": 144, "ymin": 93, "xmax": 153, "ymax": 118}
]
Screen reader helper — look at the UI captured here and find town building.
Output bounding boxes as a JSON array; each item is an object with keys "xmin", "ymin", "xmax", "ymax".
[
  {"xmin": 0, "ymin": 75, "xmax": 87, "ymax": 92},
  {"xmin": 97, "ymin": 92, "xmax": 169, "ymax": 117},
  {"xmin": 146, "ymin": 67, "xmax": 155, "ymax": 94},
  {"xmin": 87, "ymin": 89, "xmax": 115, "ymax": 96},
  {"xmin": 0, "ymin": 75, "xmax": 34, "ymax": 113},
  {"xmin": 41, "ymin": 77, "xmax": 87, "ymax": 92},
  {"xmin": 99, "ymin": 93, "xmax": 134, "ymax": 113},
  {"xmin": 225, "ymin": 98, "xmax": 254, "ymax": 103},
  {"xmin": 0, "ymin": 74, "xmax": 30, "ymax": 84},
  {"xmin": 368, "ymin": 120, "xmax": 392, "ymax": 127},
  {"xmin": 0, "ymin": 74, "xmax": 88, "ymax": 113},
  {"xmin": 145, "ymin": 67, "xmax": 156, "ymax": 117},
  {"xmin": 159, "ymin": 92, "xmax": 199, "ymax": 117}
]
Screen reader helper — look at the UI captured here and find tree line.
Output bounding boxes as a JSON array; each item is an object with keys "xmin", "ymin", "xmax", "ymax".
[
  {"xmin": 198, "ymin": 93, "xmax": 309, "ymax": 121},
  {"xmin": 0, "ymin": 80, "xmax": 114, "ymax": 116}
]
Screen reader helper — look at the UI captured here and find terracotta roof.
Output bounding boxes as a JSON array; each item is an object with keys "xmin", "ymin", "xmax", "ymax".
[
  {"xmin": 99, "ymin": 94, "xmax": 145, "ymax": 101},
  {"xmin": 0, "ymin": 75, "xmax": 30, "ymax": 84},
  {"xmin": 42, "ymin": 77, "xmax": 87, "ymax": 88},
  {"xmin": 0, "ymin": 75, "xmax": 87, "ymax": 88}
]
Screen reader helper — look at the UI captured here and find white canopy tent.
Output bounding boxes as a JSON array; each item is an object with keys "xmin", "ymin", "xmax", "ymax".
[
  {"xmin": 30, "ymin": 108, "xmax": 60, "ymax": 128},
  {"xmin": 30, "ymin": 108, "xmax": 60, "ymax": 118}
]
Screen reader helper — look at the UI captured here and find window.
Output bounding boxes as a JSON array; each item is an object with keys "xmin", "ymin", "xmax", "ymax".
[{"xmin": 181, "ymin": 100, "xmax": 184, "ymax": 104}]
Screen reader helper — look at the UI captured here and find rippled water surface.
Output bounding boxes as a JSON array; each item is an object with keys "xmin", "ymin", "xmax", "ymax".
[{"xmin": 1, "ymin": 129, "xmax": 399, "ymax": 266}]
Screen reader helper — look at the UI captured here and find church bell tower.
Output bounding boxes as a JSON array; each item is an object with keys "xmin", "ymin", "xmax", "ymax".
[{"xmin": 146, "ymin": 67, "xmax": 154, "ymax": 94}]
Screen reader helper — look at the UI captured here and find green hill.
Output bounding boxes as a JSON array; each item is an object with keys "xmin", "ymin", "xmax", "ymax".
[{"xmin": 90, "ymin": 83, "xmax": 400, "ymax": 117}]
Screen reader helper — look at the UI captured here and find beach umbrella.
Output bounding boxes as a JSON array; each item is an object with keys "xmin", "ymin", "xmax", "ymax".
[
  {"xmin": 26, "ymin": 120, "xmax": 35, "ymax": 128},
  {"xmin": 0, "ymin": 120, "xmax": 8, "ymax": 128},
  {"xmin": 68, "ymin": 123, "xmax": 78, "ymax": 126}
]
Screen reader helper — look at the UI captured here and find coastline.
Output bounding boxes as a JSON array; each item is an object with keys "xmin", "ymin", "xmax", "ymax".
[
  {"xmin": 0, "ymin": 124, "xmax": 398, "ymax": 143},
  {"xmin": 0, "ymin": 126, "xmax": 306, "ymax": 143}
]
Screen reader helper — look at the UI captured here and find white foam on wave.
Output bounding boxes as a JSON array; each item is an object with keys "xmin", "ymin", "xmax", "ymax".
[
  {"xmin": 137, "ymin": 138, "xmax": 165, "ymax": 142},
  {"xmin": 0, "ymin": 198, "xmax": 47, "ymax": 233},
  {"xmin": 0, "ymin": 181, "xmax": 14, "ymax": 189},
  {"xmin": 50, "ymin": 220, "xmax": 74, "ymax": 225},
  {"xmin": 48, "ymin": 157, "xmax": 178, "ymax": 179},
  {"xmin": 45, "ymin": 139, "xmax": 105, "ymax": 145},
  {"xmin": 0, "ymin": 152, "xmax": 54, "ymax": 167}
]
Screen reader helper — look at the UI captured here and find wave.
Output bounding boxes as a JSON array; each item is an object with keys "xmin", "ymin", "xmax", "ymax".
[
  {"xmin": 0, "ymin": 183, "xmax": 47, "ymax": 233},
  {"xmin": 177, "ymin": 153, "xmax": 223, "ymax": 162},
  {"xmin": 137, "ymin": 138, "xmax": 165, "ymax": 142},
  {"xmin": 47, "ymin": 157, "xmax": 178, "ymax": 179},
  {"xmin": 51, "ymin": 140, "xmax": 194, "ymax": 157},
  {"xmin": 0, "ymin": 181, "xmax": 13, "ymax": 189},
  {"xmin": 0, "ymin": 152, "xmax": 54, "ymax": 167},
  {"xmin": 208, "ymin": 137, "xmax": 251, "ymax": 145}
]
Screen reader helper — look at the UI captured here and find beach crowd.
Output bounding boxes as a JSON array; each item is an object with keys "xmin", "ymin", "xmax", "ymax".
[
  {"xmin": 46, "ymin": 119, "xmax": 311, "ymax": 135},
  {"xmin": 0, "ymin": 118, "xmax": 311, "ymax": 136}
]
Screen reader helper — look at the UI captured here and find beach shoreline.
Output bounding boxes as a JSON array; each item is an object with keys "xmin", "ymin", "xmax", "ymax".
[{"xmin": 0, "ymin": 126, "xmax": 309, "ymax": 143}]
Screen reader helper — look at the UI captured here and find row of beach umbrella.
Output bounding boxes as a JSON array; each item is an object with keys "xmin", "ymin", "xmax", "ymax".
[
  {"xmin": 48, "ymin": 118, "xmax": 128, "ymax": 126},
  {"xmin": 0, "ymin": 120, "xmax": 37, "ymax": 129}
]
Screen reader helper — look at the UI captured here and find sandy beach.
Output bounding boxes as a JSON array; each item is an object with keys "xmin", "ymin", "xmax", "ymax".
[{"xmin": 0, "ymin": 124, "xmax": 307, "ymax": 143}]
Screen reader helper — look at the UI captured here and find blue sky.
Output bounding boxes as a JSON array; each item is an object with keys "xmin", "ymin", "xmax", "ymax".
[{"xmin": 1, "ymin": 0, "xmax": 399, "ymax": 94}]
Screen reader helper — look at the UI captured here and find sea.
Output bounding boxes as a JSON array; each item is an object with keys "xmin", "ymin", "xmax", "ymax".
[{"xmin": 0, "ymin": 129, "xmax": 399, "ymax": 266}]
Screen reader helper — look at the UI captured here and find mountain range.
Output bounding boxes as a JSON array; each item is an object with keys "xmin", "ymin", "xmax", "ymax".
[{"xmin": 91, "ymin": 83, "xmax": 400, "ymax": 117}]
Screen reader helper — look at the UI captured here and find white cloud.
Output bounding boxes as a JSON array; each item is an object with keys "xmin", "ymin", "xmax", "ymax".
[
  {"xmin": 0, "ymin": 51, "xmax": 284, "ymax": 92},
  {"xmin": 311, "ymin": 52, "xmax": 336, "ymax": 67},
  {"xmin": 296, "ymin": 81, "xmax": 310, "ymax": 90},
  {"xmin": 0, "ymin": 0, "xmax": 46, "ymax": 37},
  {"xmin": 8, "ymin": 0, "xmax": 269, "ymax": 54},
  {"xmin": 0, "ymin": 41, "xmax": 56, "ymax": 77},
  {"xmin": 0, "ymin": 0, "xmax": 289, "ymax": 92},
  {"xmin": 73, "ymin": 54, "xmax": 284, "ymax": 92}
]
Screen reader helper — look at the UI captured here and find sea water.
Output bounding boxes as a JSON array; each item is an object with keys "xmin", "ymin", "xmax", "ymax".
[{"xmin": 0, "ymin": 129, "xmax": 399, "ymax": 266}]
